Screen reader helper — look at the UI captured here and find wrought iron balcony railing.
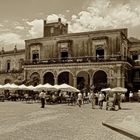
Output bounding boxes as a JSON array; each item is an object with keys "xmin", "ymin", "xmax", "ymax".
[{"xmin": 23, "ymin": 55, "xmax": 134, "ymax": 65}]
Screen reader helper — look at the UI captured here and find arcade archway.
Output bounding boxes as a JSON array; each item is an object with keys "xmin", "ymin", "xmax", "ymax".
[
  {"xmin": 58, "ymin": 71, "xmax": 73, "ymax": 86},
  {"xmin": 77, "ymin": 71, "xmax": 90, "ymax": 91},
  {"xmin": 43, "ymin": 72, "xmax": 54, "ymax": 85},
  {"xmin": 30, "ymin": 72, "xmax": 40, "ymax": 86},
  {"xmin": 93, "ymin": 70, "xmax": 107, "ymax": 90}
]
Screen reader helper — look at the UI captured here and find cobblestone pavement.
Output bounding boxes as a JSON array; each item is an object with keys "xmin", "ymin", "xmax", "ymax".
[{"xmin": 0, "ymin": 101, "xmax": 138, "ymax": 140}]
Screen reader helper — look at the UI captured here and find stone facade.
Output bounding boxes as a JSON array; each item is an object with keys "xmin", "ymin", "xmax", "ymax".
[
  {"xmin": 0, "ymin": 47, "xmax": 25, "ymax": 84},
  {"xmin": 1, "ymin": 18, "xmax": 140, "ymax": 92},
  {"xmin": 24, "ymin": 19, "xmax": 132, "ymax": 90}
]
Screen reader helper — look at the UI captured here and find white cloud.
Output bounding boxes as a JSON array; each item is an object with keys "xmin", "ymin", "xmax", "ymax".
[
  {"xmin": 68, "ymin": 0, "xmax": 140, "ymax": 33},
  {"xmin": 47, "ymin": 14, "xmax": 67, "ymax": 23},
  {"xmin": 23, "ymin": 0, "xmax": 140, "ymax": 39},
  {"xmin": 0, "ymin": 24, "xmax": 3, "ymax": 27},
  {"xmin": 0, "ymin": 33, "xmax": 24, "ymax": 50},
  {"xmin": 15, "ymin": 26, "xmax": 25, "ymax": 30},
  {"xmin": 26, "ymin": 15, "xmax": 67, "ymax": 38},
  {"xmin": 26, "ymin": 19, "xmax": 43, "ymax": 38}
]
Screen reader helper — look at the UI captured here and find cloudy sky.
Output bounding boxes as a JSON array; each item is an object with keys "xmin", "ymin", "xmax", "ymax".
[{"xmin": 0, "ymin": 0, "xmax": 140, "ymax": 50}]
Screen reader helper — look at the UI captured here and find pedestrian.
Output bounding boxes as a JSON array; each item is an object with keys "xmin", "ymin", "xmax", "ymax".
[
  {"xmin": 77, "ymin": 92, "xmax": 83, "ymax": 107},
  {"xmin": 98, "ymin": 91, "xmax": 105, "ymax": 109},
  {"xmin": 88, "ymin": 91, "xmax": 91, "ymax": 103},
  {"xmin": 129, "ymin": 91, "xmax": 133, "ymax": 102},
  {"xmin": 90, "ymin": 91, "xmax": 96, "ymax": 109},
  {"xmin": 114, "ymin": 92, "xmax": 121, "ymax": 110},
  {"xmin": 39, "ymin": 90, "xmax": 46, "ymax": 108}
]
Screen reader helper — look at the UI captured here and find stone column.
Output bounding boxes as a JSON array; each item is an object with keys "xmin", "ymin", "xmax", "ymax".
[
  {"xmin": 40, "ymin": 77, "xmax": 44, "ymax": 84},
  {"xmin": 90, "ymin": 76, "xmax": 93, "ymax": 87},
  {"xmin": 73, "ymin": 76, "xmax": 77, "ymax": 88},
  {"xmin": 116, "ymin": 64, "xmax": 122, "ymax": 87},
  {"xmin": 117, "ymin": 77, "xmax": 121, "ymax": 87},
  {"xmin": 23, "ymin": 69, "xmax": 27, "ymax": 81},
  {"xmin": 54, "ymin": 77, "xmax": 57, "ymax": 85},
  {"xmin": 121, "ymin": 77, "xmax": 125, "ymax": 87}
]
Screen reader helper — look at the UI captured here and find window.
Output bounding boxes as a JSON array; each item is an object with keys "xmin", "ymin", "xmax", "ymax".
[
  {"xmin": 96, "ymin": 46, "xmax": 104, "ymax": 59},
  {"xmin": 132, "ymin": 54, "xmax": 138, "ymax": 60},
  {"xmin": 32, "ymin": 50, "xmax": 39, "ymax": 62},
  {"xmin": 59, "ymin": 43, "xmax": 69, "ymax": 60},
  {"xmin": 50, "ymin": 27, "xmax": 54, "ymax": 34},
  {"xmin": 7, "ymin": 60, "xmax": 10, "ymax": 72}
]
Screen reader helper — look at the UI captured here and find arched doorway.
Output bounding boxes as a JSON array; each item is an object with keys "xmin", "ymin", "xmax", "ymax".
[
  {"xmin": 58, "ymin": 71, "xmax": 73, "ymax": 86},
  {"xmin": 93, "ymin": 70, "xmax": 107, "ymax": 90},
  {"xmin": 43, "ymin": 72, "xmax": 54, "ymax": 85},
  {"xmin": 30, "ymin": 72, "xmax": 40, "ymax": 86},
  {"xmin": 77, "ymin": 71, "xmax": 90, "ymax": 91}
]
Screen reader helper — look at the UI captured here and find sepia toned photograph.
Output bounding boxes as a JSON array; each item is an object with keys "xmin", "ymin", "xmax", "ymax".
[{"xmin": 0, "ymin": 0, "xmax": 140, "ymax": 139}]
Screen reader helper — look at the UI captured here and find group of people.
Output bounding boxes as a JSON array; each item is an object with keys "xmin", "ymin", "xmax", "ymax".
[
  {"xmin": 77, "ymin": 90, "xmax": 122, "ymax": 110},
  {"xmin": 37, "ymin": 89, "xmax": 140, "ymax": 109}
]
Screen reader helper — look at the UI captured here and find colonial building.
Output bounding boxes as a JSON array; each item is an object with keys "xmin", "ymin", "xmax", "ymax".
[
  {"xmin": 0, "ymin": 46, "xmax": 25, "ymax": 84},
  {"xmin": 1, "ymin": 18, "xmax": 140, "ymax": 93},
  {"xmin": 24, "ymin": 18, "xmax": 132, "ymax": 91}
]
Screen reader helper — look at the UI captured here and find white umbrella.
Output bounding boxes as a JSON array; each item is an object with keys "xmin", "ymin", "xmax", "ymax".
[
  {"xmin": 2, "ymin": 83, "xmax": 19, "ymax": 90},
  {"xmin": 18, "ymin": 84, "xmax": 29, "ymax": 90},
  {"xmin": 34, "ymin": 83, "xmax": 57, "ymax": 91},
  {"xmin": 34, "ymin": 84, "xmax": 44, "ymax": 91},
  {"xmin": 111, "ymin": 87, "xmax": 127, "ymax": 93},
  {"xmin": 101, "ymin": 88, "xmax": 111, "ymax": 92},
  {"xmin": 56, "ymin": 83, "xmax": 80, "ymax": 92},
  {"xmin": 27, "ymin": 85, "xmax": 35, "ymax": 91},
  {"xmin": 53, "ymin": 84, "xmax": 60, "ymax": 90},
  {"xmin": 0, "ymin": 85, "xmax": 4, "ymax": 89},
  {"xmin": 44, "ymin": 83, "xmax": 57, "ymax": 91}
]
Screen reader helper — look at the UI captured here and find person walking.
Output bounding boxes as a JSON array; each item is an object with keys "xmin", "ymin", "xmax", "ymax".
[
  {"xmin": 39, "ymin": 90, "xmax": 46, "ymax": 108},
  {"xmin": 114, "ymin": 92, "xmax": 121, "ymax": 110},
  {"xmin": 129, "ymin": 91, "xmax": 133, "ymax": 102},
  {"xmin": 98, "ymin": 91, "xmax": 105, "ymax": 109},
  {"xmin": 90, "ymin": 91, "xmax": 96, "ymax": 109},
  {"xmin": 77, "ymin": 92, "xmax": 83, "ymax": 107}
]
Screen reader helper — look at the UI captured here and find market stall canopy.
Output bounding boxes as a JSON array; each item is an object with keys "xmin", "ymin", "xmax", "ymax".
[
  {"xmin": 101, "ymin": 88, "xmax": 111, "ymax": 92},
  {"xmin": 111, "ymin": 87, "xmax": 127, "ymax": 93}
]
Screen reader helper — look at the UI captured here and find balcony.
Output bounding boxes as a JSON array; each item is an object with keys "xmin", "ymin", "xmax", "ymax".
[{"xmin": 24, "ymin": 55, "xmax": 133, "ymax": 66}]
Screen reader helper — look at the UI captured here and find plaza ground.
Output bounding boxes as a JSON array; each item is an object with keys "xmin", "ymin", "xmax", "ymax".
[{"xmin": 0, "ymin": 101, "xmax": 139, "ymax": 140}]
